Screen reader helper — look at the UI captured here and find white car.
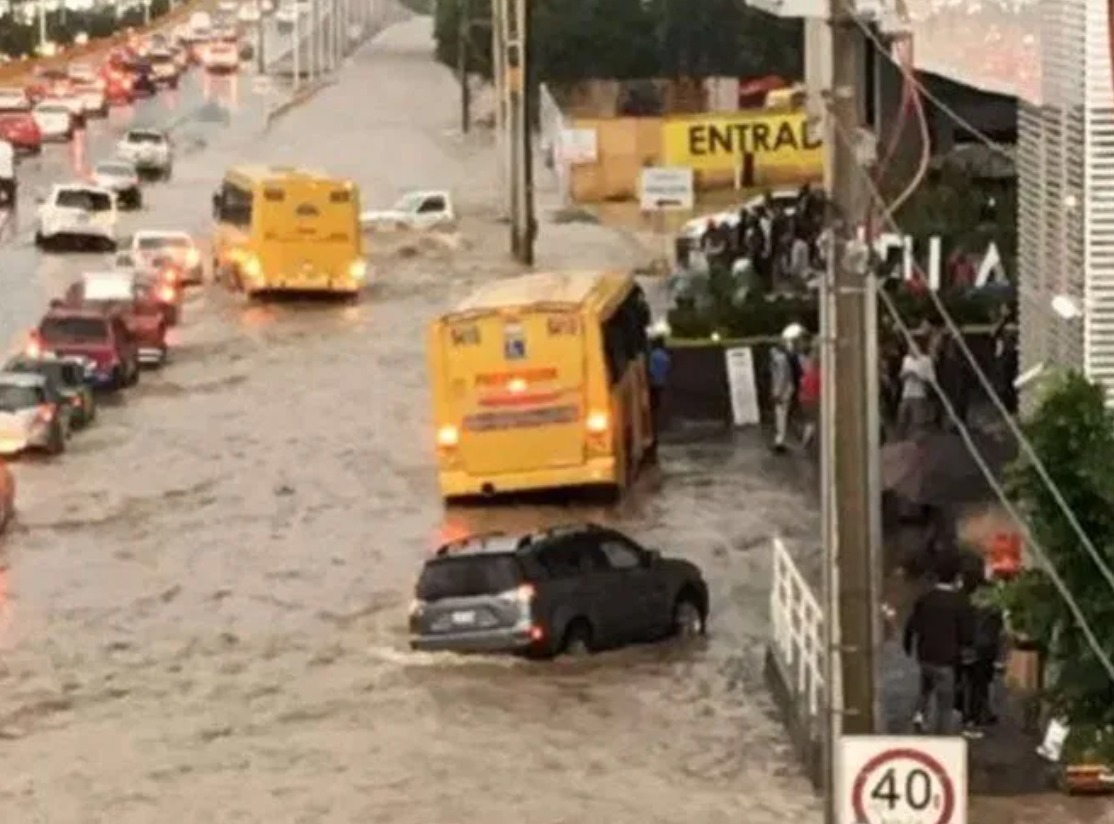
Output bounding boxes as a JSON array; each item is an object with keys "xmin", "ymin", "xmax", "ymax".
[
  {"xmin": 72, "ymin": 81, "xmax": 107, "ymax": 116},
  {"xmin": 677, "ymin": 188, "xmax": 802, "ymax": 241},
  {"xmin": 0, "ymin": 372, "xmax": 70, "ymax": 456},
  {"xmin": 91, "ymin": 159, "xmax": 142, "ymax": 210},
  {"xmin": 32, "ymin": 102, "xmax": 73, "ymax": 141},
  {"xmin": 66, "ymin": 61, "xmax": 97, "ymax": 85},
  {"xmin": 45, "ymin": 93, "xmax": 84, "ymax": 125},
  {"xmin": 35, "ymin": 183, "xmax": 118, "ymax": 250},
  {"xmin": 116, "ymin": 129, "xmax": 172, "ymax": 178},
  {"xmin": 130, "ymin": 230, "xmax": 204, "ymax": 284},
  {"xmin": 0, "ymin": 87, "xmax": 29, "ymax": 112},
  {"xmin": 237, "ymin": 1, "xmax": 260, "ymax": 22},
  {"xmin": 360, "ymin": 190, "xmax": 455, "ymax": 231},
  {"xmin": 201, "ymin": 41, "xmax": 240, "ymax": 71}
]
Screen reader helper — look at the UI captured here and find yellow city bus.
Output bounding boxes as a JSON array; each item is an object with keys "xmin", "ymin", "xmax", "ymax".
[
  {"xmin": 211, "ymin": 165, "xmax": 366, "ymax": 298},
  {"xmin": 427, "ymin": 270, "xmax": 655, "ymax": 500}
]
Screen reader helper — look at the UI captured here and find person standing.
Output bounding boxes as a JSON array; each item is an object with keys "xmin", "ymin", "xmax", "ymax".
[
  {"xmin": 647, "ymin": 329, "xmax": 671, "ymax": 458},
  {"xmin": 903, "ymin": 553, "xmax": 974, "ymax": 734},
  {"xmin": 798, "ymin": 340, "xmax": 820, "ymax": 449},
  {"xmin": 769, "ymin": 323, "xmax": 804, "ymax": 452},
  {"xmin": 897, "ymin": 329, "xmax": 936, "ymax": 438},
  {"xmin": 957, "ymin": 566, "xmax": 1005, "ymax": 737}
]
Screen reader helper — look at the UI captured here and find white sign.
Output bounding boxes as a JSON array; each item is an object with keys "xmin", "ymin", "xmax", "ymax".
[
  {"xmin": 838, "ymin": 736, "xmax": 967, "ymax": 824},
  {"xmin": 869, "ymin": 231, "xmax": 1007, "ymax": 291},
  {"xmin": 725, "ymin": 346, "xmax": 760, "ymax": 426},
  {"xmin": 558, "ymin": 128, "xmax": 597, "ymax": 164},
  {"xmin": 640, "ymin": 167, "xmax": 694, "ymax": 212}
]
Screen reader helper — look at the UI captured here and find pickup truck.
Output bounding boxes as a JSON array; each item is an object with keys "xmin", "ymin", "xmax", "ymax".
[{"xmin": 360, "ymin": 189, "xmax": 455, "ymax": 232}]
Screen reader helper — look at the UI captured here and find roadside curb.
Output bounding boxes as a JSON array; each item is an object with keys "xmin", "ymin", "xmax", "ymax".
[{"xmin": 264, "ymin": 78, "xmax": 336, "ymax": 130}]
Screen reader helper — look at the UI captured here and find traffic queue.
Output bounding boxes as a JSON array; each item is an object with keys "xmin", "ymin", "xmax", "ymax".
[{"xmin": 0, "ymin": 20, "xmax": 248, "ymax": 526}]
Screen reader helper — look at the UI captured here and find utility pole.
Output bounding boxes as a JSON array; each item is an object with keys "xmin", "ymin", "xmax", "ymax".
[
  {"xmin": 823, "ymin": 0, "xmax": 877, "ymax": 821},
  {"xmin": 457, "ymin": 0, "xmax": 470, "ymax": 133},
  {"xmin": 504, "ymin": 0, "xmax": 533, "ymax": 264},
  {"xmin": 491, "ymin": 0, "xmax": 508, "ymax": 218},
  {"xmin": 256, "ymin": 7, "xmax": 266, "ymax": 74}
]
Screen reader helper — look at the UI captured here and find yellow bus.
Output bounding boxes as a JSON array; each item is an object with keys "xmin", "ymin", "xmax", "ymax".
[
  {"xmin": 210, "ymin": 165, "xmax": 366, "ymax": 298},
  {"xmin": 427, "ymin": 270, "xmax": 655, "ymax": 500}
]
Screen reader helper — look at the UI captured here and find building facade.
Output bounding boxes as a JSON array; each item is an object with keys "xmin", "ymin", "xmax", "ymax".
[{"xmin": 1018, "ymin": 1, "xmax": 1114, "ymax": 399}]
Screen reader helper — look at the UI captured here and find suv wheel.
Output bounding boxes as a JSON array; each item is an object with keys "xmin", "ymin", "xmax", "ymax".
[
  {"xmin": 47, "ymin": 422, "xmax": 65, "ymax": 455},
  {"xmin": 672, "ymin": 594, "xmax": 705, "ymax": 639},
  {"xmin": 561, "ymin": 619, "xmax": 594, "ymax": 657}
]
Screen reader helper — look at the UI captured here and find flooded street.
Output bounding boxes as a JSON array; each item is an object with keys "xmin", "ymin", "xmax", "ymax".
[{"xmin": 0, "ymin": 16, "xmax": 828, "ymax": 823}]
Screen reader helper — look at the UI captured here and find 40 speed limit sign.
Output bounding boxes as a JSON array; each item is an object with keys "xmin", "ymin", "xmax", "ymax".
[{"xmin": 837, "ymin": 736, "xmax": 968, "ymax": 824}]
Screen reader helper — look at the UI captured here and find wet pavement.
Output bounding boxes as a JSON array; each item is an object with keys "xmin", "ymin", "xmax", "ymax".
[{"xmin": 0, "ymin": 14, "xmax": 830, "ymax": 824}]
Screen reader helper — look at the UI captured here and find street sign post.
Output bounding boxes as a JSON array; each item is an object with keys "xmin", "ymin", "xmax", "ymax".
[
  {"xmin": 639, "ymin": 166, "xmax": 694, "ymax": 273},
  {"xmin": 837, "ymin": 736, "xmax": 967, "ymax": 824}
]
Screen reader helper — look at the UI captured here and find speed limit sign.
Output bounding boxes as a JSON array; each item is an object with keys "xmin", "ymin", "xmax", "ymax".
[{"xmin": 837, "ymin": 736, "xmax": 967, "ymax": 824}]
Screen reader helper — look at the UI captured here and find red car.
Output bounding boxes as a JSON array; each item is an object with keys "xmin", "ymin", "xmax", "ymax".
[
  {"xmin": 103, "ymin": 71, "xmax": 135, "ymax": 106},
  {"xmin": 29, "ymin": 306, "xmax": 141, "ymax": 389},
  {"xmin": 25, "ymin": 68, "xmax": 72, "ymax": 105},
  {"xmin": 61, "ymin": 273, "xmax": 169, "ymax": 366},
  {"xmin": 0, "ymin": 113, "xmax": 42, "ymax": 153}
]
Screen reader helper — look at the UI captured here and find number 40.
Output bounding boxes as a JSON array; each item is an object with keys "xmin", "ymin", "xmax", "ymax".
[{"xmin": 870, "ymin": 767, "xmax": 934, "ymax": 811}]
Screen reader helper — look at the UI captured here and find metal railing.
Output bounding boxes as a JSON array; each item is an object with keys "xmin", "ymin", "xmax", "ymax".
[{"xmin": 769, "ymin": 536, "xmax": 825, "ymax": 721}]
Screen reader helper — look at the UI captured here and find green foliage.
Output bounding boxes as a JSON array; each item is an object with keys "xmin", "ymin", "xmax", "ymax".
[
  {"xmin": 433, "ymin": 0, "xmax": 493, "ymax": 79},
  {"xmin": 1000, "ymin": 371, "xmax": 1114, "ymax": 762},
  {"xmin": 0, "ymin": 3, "xmax": 177, "ymax": 59},
  {"xmin": 667, "ymin": 280, "xmax": 1010, "ymax": 341},
  {"xmin": 433, "ymin": 0, "xmax": 802, "ymax": 84}
]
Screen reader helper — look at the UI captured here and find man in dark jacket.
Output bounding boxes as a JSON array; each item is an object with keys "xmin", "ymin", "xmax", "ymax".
[
  {"xmin": 903, "ymin": 553, "xmax": 974, "ymax": 734},
  {"xmin": 956, "ymin": 565, "xmax": 1004, "ymax": 737}
]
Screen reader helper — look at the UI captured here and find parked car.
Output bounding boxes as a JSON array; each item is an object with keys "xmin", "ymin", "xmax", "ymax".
[
  {"xmin": 29, "ymin": 306, "xmax": 140, "ymax": 390},
  {"xmin": 61, "ymin": 271, "xmax": 169, "ymax": 365},
  {"xmin": 201, "ymin": 41, "xmax": 240, "ymax": 72},
  {"xmin": 0, "ymin": 111, "xmax": 42, "ymax": 153},
  {"xmin": 43, "ymin": 92, "xmax": 85, "ymax": 128},
  {"xmin": 130, "ymin": 230, "xmax": 203, "ymax": 284},
  {"xmin": 4, "ymin": 355, "xmax": 96, "ymax": 429},
  {"xmin": 113, "ymin": 251, "xmax": 182, "ymax": 326},
  {"xmin": 408, "ymin": 523, "xmax": 709, "ymax": 657},
  {"xmin": 0, "ymin": 371, "xmax": 71, "ymax": 456},
  {"xmin": 35, "ymin": 183, "xmax": 118, "ymax": 251},
  {"xmin": 0, "ymin": 86, "xmax": 31, "ymax": 113},
  {"xmin": 91, "ymin": 159, "xmax": 142, "ymax": 210},
  {"xmin": 66, "ymin": 61, "xmax": 98, "ymax": 85},
  {"xmin": 72, "ymin": 80, "xmax": 108, "ymax": 117},
  {"xmin": 25, "ymin": 68, "xmax": 72, "ymax": 104},
  {"xmin": 148, "ymin": 49, "xmax": 181, "ymax": 87}
]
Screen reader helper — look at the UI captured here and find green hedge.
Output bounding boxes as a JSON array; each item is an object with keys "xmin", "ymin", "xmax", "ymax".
[
  {"xmin": 668, "ymin": 277, "xmax": 1012, "ymax": 341},
  {"xmin": 0, "ymin": 1, "xmax": 172, "ymax": 59}
]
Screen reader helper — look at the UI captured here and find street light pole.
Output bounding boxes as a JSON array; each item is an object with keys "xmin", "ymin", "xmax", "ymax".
[
  {"xmin": 256, "ymin": 7, "xmax": 266, "ymax": 74},
  {"xmin": 457, "ymin": 0, "xmax": 470, "ymax": 133},
  {"xmin": 292, "ymin": 2, "xmax": 301, "ymax": 90}
]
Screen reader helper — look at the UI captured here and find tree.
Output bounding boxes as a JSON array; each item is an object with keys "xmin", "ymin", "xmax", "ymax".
[
  {"xmin": 432, "ymin": 0, "xmax": 802, "ymax": 84},
  {"xmin": 997, "ymin": 371, "xmax": 1114, "ymax": 762}
]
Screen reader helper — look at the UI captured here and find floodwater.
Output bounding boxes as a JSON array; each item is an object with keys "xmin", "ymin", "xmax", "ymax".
[{"xmin": 0, "ymin": 10, "xmax": 1107, "ymax": 824}]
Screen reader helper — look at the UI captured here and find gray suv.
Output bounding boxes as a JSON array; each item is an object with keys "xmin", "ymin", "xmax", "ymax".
[{"xmin": 408, "ymin": 523, "xmax": 709, "ymax": 658}]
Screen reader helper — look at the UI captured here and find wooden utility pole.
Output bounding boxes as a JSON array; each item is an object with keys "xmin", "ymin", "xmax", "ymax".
[
  {"xmin": 823, "ymin": 0, "xmax": 877, "ymax": 820},
  {"xmin": 491, "ymin": 0, "xmax": 509, "ymax": 218},
  {"xmin": 457, "ymin": 0, "xmax": 470, "ymax": 133},
  {"xmin": 502, "ymin": 0, "xmax": 533, "ymax": 264}
]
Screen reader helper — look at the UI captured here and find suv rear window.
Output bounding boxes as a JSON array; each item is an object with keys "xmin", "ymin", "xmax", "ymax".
[
  {"xmin": 127, "ymin": 131, "xmax": 164, "ymax": 144},
  {"xmin": 416, "ymin": 555, "xmax": 523, "ymax": 600},
  {"xmin": 40, "ymin": 316, "xmax": 108, "ymax": 342},
  {"xmin": 0, "ymin": 384, "xmax": 43, "ymax": 410},
  {"xmin": 56, "ymin": 189, "xmax": 112, "ymax": 211}
]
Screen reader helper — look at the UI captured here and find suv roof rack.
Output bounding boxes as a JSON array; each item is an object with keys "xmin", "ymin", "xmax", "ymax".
[{"xmin": 434, "ymin": 530, "xmax": 508, "ymax": 556}]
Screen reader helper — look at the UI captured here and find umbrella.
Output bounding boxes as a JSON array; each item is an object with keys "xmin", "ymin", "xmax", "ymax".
[{"xmin": 881, "ymin": 430, "xmax": 1014, "ymax": 507}]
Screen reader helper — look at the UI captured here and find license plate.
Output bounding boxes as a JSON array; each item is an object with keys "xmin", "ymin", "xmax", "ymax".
[{"xmin": 451, "ymin": 610, "xmax": 476, "ymax": 625}]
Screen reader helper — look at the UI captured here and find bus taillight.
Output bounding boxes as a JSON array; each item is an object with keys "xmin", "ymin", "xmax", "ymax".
[
  {"xmin": 437, "ymin": 424, "xmax": 459, "ymax": 447},
  {"xmin": 585, "ymin": 411, "xmax": 609, "ymax": 434}
]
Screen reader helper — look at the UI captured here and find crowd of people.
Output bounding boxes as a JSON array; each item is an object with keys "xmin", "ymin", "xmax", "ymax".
[{"xmin": 676, "ymin": 185, "xmax": 828, "ymax": 296}]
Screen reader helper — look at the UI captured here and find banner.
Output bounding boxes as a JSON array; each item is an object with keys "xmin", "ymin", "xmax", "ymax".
[{"xmin": 661, "ymin": 111, "xmax": 823, "ymax": 175}]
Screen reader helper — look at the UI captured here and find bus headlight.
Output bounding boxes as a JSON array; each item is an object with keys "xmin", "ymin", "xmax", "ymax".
[
  {"xmin": 348, "ymin": 259, "xmax": 367, "ymax": 281},
  {"xmin": 586, "ymin": 411, "xmax": 609, "ymax": 434},
  {"xmin": 243, "ymin": 255, "xmax": 262, "ymax": 279}
]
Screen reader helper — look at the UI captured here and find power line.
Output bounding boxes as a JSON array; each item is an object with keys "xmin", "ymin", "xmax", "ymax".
[
  {"xmin": 847, "ymin": 4, "xmax": 1015, "ymax": 164},
  {"xmin": 824, "ymin": 113, "xmax": 1114, "ymax": 685}
]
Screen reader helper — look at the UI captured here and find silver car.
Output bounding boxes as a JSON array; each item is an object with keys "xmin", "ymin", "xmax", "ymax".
[
  {"xmin": 0, "ymin": 372, "xmax": 72, "ymax": 456},
  {"xmin": 92, "ymin": 159, "xmax": 142, "ymax": 210}
]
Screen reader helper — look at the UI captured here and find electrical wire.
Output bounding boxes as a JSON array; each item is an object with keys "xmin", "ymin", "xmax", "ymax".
[
  {"xmin": 824, "ymin": 114, "xmax": 1114, "ymax": 684},
  {"xmin": 878, "ymin": 34, "xmax": 930, "ymax": 223},
  {"xmin": 830, "ymin": 101, "xmax": 1114, "ymax": 602},
  {"xmin": 846, "ymin": 3, "xmax": 1015, "ymax": 164}
]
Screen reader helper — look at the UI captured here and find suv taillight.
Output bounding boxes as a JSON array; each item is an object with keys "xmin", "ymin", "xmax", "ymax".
[{"xmin": 36, "ymin": 404, "xmax": 54, "ymax": 423}]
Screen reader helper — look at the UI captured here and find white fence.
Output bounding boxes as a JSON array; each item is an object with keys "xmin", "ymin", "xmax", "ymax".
[
  {"xmin": 770, "ymin": 537, "xmax": 825, "ymax": 721},
  {"xmin": 538, "ymin": 82, "xmax": 571, "ymax": 207}
]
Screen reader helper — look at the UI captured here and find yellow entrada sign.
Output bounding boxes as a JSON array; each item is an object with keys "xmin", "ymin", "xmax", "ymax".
[{"xmin": 661, "ymin": 111, "xmax": 823, "ymax": 174}]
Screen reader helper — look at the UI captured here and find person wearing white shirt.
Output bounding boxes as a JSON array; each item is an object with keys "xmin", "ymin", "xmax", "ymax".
[{"xmin": 898, "ymin": 337, "xmax": 936, "ymax": 438}]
